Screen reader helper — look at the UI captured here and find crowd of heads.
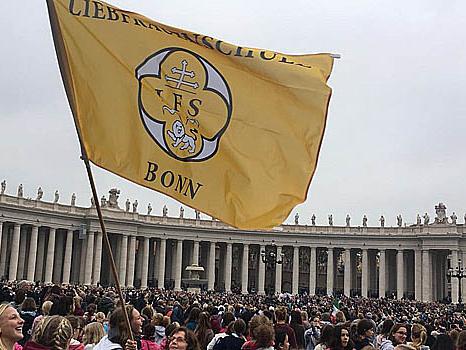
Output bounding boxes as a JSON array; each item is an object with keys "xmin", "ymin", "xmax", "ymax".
[{"xmin": 0, "ymin": 280, "xmax": 466, "ymax": 350}]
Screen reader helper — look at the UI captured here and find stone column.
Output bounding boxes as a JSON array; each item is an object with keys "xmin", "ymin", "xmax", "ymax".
[
  {"xmin": 309, "ymin": 247, "xmax": 316, "ymax": 295},
  {"xmin": 27, "ymin": 225, "xmax": 39, "ymax": 282},
  {"xmin": 422, "ymin": 250, "xmax": 431, "ymax": 302},
  {"xmin": 258, "ymin": 245, "xmax": 266, "ymax": 295},
  {"xmin": 192, "ymin": 240, "xmax": 200, "ymax": 265},
  {"xmin": 44, "ymin": 227, "xmax": 56, "ymax": 284},
  {"xmin": 379, "ymin": 249, "xmax": 386, "ymax": 298},
  {"xmin": 35, "ymin": 231, "xmax": 46, "ymax": 282},
  {"xmin": 326, "ymin": 248, "xmax": 334, "ymax": 295},
  {"xmin": 17, "ymin": 227, "xmax": 27, "ymax": 279},
  {"xmin": 140, "ymin": 237, "xmax": 150, "ymax": 289},
  {"xmin": 397, "ymin": 249, "xmax": 404, "ymax": 299},
  {"xmin": 127, "ymin": 236, "xmax": 136, "ymax": 288},
  {"xmin": 9, "ymin": 223, "xmax": 21, "ymax": 281},
  {"xmin": 414, "ymin": 249, "xmax": 422, "ymax": 300},
  {"xmin": 292, "ymin": 246, "xmax": 299, "ymax": 295},
  {"xmin": 158, "ymin": 238, "xmax": 166, "ymax": 289},
  {"xmin": 275, "ymin": 245, "xmax": 283, "ymax": 293},
  {"xmin": 207, "ymin": 242, "xmax": 216, "ymax": 291},
  {"xmin": 242, "ymin": 244, "xmax": 249, "ymax": 294},
  {"xmin": 118, "ymin": 235, "xmax": 128, "ymax": 285},
  {"xmin": 361, "ymin": 249, "xmax": 369, "ymax": 298},
  {"xmin": 0, "ymin": 222, "xmax": 5, "ymax": 278},
  {"xmin": 451, "ymin": 250, "xmax": 459, "ymax": 303},
  {"xmin": 224, "ymin": 243, "xmax": 232, "ymax": 292},
  {"xmin": 344, "ymin": 249, "xmax": 351, "ymax": 296},
  {"xmin": 62, "ymin": 229, "xmax": 73, "ymax": 284},
  {"xmin": 174, "ymin": 239, "xmax": 183, "ymax": 291},
  {"xmin": 84, "ymin": 231, "xmax": 95, "ymax": 285},
  {"xmin": 93, "ymin": 232, "xmax": 103, "ymax": 285}
]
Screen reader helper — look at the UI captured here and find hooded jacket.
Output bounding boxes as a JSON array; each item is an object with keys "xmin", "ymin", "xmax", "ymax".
[{"xmin": 379, "ymin": 339, "xmax": 394, "ymax": 350}]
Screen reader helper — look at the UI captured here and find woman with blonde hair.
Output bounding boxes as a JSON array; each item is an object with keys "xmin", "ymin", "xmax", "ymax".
[
  {"xmin": 0, "ymin": 303, "xmax": 25, "ymax": 350},
  {"xmin": 407, "ymin": 324, "xmax": 428, "ymax": 350},
  {"xmin": 23, "ymin": 315, "xmax": 73, "ymax": 350},
  {"xmin": 83, "ymin": 322, "xmax": 105, "ymax": 350}
]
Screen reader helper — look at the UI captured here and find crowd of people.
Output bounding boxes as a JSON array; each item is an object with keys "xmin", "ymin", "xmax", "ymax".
[{"xmin": 0, "ymin": 280, "xmax": 465, "ymax": 350}]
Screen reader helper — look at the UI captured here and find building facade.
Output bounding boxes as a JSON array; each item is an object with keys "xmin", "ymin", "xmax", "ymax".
[{"xmin": 0, "ymin": 188, "xmax": 465, "ymax": 303}]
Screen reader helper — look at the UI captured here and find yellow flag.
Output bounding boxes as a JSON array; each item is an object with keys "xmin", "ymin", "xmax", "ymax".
[{"xmin": 47, "ymin": 0, "xmax": 334, "ymax": 229}]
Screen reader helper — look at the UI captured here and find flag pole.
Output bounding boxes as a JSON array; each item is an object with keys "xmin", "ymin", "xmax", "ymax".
[
  {"xmin": 45, "ymin": 0, "xmax": 134, "ymax": 341},
  {"xmin": 81, "ymin": 153, "xmax": 135, "ymax": 342}
]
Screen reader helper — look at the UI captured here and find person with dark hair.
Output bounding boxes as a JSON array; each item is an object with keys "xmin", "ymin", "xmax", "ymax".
[
  {"xmin": 355, "ymin": 319, "xmax": 374, "ymax": 349},
  {"xmin": 314, "ymin": 324, "xmax": 335, "ymax": 350},
  {"xmin": 213, "ymin": 318, "xmax": 246, "ymax": 350},
  {"xmin": 304, "ymin": 316, "xmax": 321, "ymax": 350},
  {"xmin": 274, "ymin": 307, "xmax": 297, "ymax": 350},
  {"xmin": 456, "ymin": 330, "xmax": 466, "ymax": 350},
  {"xmin": 431, "ymin": 334, "xmax": 453, "ymax": 350},
  {"xmin": 186, "ymin": 308, "xmax": 201, "ymax": 332},
  {"xmin": 140, "ymin": 324, "xmax": 159, "ymax": 350},
  {"xmin": 376, "ymin": 320, "xmax": 394, "ymax": 350},
  {"xmin": 207, "ymin": 312, "xmax": 236, "ymax": 350},
  {"xmin": 329, "ymin": 325, "xmax": 353, "ymax": 350},
  {"xmin": 275, "ymin": 332, "xmax": 290, "ymax": 350},
  {"xmin": 168, "ymin": 327, "xmax": 200, "ymax": 350},
  {"xmin": 19, "ymin": 297, "xmax": 37, "ymax": 346},
  {"xmin": 380, "ymin": 324, "xmax": 408, "ymax": 350},
  {"xmin": 194, "ymin": 312, "xmax": 214, "ymax": 350},
  {"xmin": 290, "ymin": 310, "xmax": 305, "ymax": 350}
]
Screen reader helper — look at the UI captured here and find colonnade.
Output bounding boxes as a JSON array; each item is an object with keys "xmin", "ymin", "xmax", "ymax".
[{"xmin": 1, "ymin": 220, "xmax": 463, "ymax": 303}]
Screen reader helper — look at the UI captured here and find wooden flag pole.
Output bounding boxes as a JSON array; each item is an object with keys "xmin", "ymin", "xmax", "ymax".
[{"xmin": 81, "ymin": 153, "xmax": 135, "ymax": 342}]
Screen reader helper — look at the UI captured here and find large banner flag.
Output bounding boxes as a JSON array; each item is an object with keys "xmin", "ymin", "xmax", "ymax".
[{"xmin": 47, "ymin": 0, "xmax": 334, "ymax": 230}]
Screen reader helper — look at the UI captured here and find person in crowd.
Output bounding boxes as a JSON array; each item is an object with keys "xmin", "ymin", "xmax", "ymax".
[
  {"xmin": 31, "ymin": 301, "xmax": 53, "ymax": 335},
  {"xmin": 160, "ymin": 322, "xmax": 180, "ymax": 349},
  {"xmin": 407, "ymin": 324, "xmax": 428, "ymax": 350},
  {"xmin": 456, "ymin": 330, "xmax": 466, "ymax": 350},
  {"xmin": 334, "ymin": 312, "xmax": 346, "ymax": 326},
  {"xmin": 83, "ymin": 322, "xmax": 106, "ymax": 350},
  {"xmin": 243, "ymin": 315, "xmax": 273, "ymax": 350},
  {"xmin": 95, "ymin": 312, "xmax": 109, "ymax": 334},
  {"xmin": 431, "ymin": 334, "xmax": 454, "ymax": 350},
  {"xmin": 330, "ymin": 325, "xmax": 353, "ymax": 350},
  {"xmin": 94, "ymin": 305, "xmax": 142, "ymax": 350},
  {"xmin": 0, "ymin": 303, "xmax": 24, "ymax": 350},
  {"xmin": 314, "ymin": 325, "xmax": 335, "ymax": 350},
  {"xmin": 19, "ymin": 297, "xmax": 37, "ymax": 346},
  {"xmin": 355, "ymin": 319, "xmax": 374, "ymax": 349},
  {"xmin": 185, "ymin": 308, "xmax": 201, "ymax": 332},
  {"xmin": 252, "ymin": 323, "xmax": 275, "ymax": 350},
  {"xmin": 380, "ymin": 324, "xmax": 408, "ymax": 350},
  {"xmin": 213, "ymin": 318, "xmax": 247, "ymax": 350},
  {"xmin": 274, "ymin": 307, "xmax": 297, "ymax": 350},
  {"xmin": 151, "ymin": 313, "xmax": 166, "ymax": 346},
  {"xmin": 66, "ymin": 315, "xmax": 85, "ymax": 350},
  {"xmin": 301, "ymin": 311, "xmax": 311, "ymax": 331},
  {"xmin": 23, "ymin": 315, "xmax": 73, "ymax": 350},
  {"xmin": 140, "ymin": 324, "xmax": 159, "ymax": 350},
  {"xmin": 375, "ymin": 320, "xmax": 394, "ymax": 350},
  {"xmin": 168, "ymin": 327, "xmax": 200, "ymax": 350},
  {"xmin": 194, "ymin": 312, "xmax": 214, "ymax": 350},
  {"xmin": 290, "ymin": 310, "xmax": 305, "ymax": 350},
  {"xmin": 84, "ymin": 304, "xmax": 98, "ymax": 324},
  {"xmin": 304, "ymin": 316, "xmax": 321, "ymax": 350},
  {"xmin": 275, "ymin": 332, "xmax": 290, "ymax": 350}
]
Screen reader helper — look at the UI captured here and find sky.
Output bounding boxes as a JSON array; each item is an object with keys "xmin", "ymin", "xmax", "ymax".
[{"xmin": 1, "ymin": 0, "xmax": 465, "ymax": 227}]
